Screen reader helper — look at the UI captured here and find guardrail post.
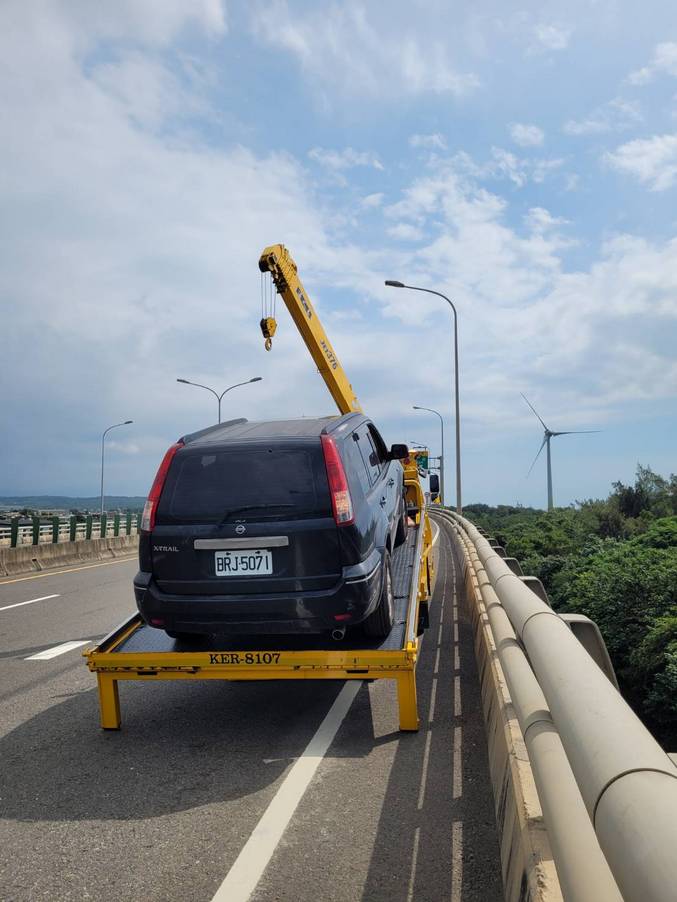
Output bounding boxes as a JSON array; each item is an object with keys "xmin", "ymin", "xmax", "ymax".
[
  {"xmin": 100, "ymin": 514, "xmax": 107, "ymax": 539},
  {"xmin": 32, "ymin": 516, "xmax": 40, "ymax": 545},
  {"xmin": 69, "ymin": 516, "xmax": 77, "ymax": 542},
  {"xmin": 125, "ymin": 512, "xmax": 132, "ymax": 535},
  {"xmin": 113, "ymin": 514, "xmax": 120, "ymax": 537},
  {"xmin": 86, "ymin": 515, "xmax": 93, "ymax": 540},
  {"xmin": 51, "ymin": 517, "xmax": 59, "ymax": 543},
  {"xmin": 10, "ymin": 518, "xmax": 19, "ymax": 548},
  {"xmin": 136, "ymin": 512, "xmax": 141, "ymax": 532}
]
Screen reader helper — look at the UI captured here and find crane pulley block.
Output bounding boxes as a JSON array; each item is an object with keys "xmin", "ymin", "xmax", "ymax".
[{"xmin": 260, "ymin": 317, "xmax": 277, "ymax": 352}]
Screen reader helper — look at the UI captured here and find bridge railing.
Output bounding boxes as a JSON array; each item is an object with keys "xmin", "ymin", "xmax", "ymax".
[
  {"xmin": 436, "ymin": 508, "xmax": 677, "ymax": 902},
  {"xmin": 0, "ymin": 513, "xmax": 141, "ymax": 547}
]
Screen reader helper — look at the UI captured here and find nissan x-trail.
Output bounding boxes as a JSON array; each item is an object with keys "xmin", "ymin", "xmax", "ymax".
[{"xmin": 134, "ymin": 414, "xmax": 409, "ymax": 641}]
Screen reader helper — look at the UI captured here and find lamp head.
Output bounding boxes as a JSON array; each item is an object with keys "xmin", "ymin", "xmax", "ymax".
[
  {"xmin": 385, "ymin": 280, "xmax": 405, "ymax": 288},
  {"xmin": 177, "ymin": 378, "xmax": 189, "ymax": 384},
  {"xmin": 124, "ymin": 420, "xmax": 133, "ymax": 424},
  {"xmin": 250, "ymin": 377, "xmax": 263, "ymax": 383}
]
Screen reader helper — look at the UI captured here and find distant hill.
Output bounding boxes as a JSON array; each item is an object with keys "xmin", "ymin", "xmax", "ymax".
[{"xmin": 0, "ymin": 495, "xmax": 146, "ymax": 512}]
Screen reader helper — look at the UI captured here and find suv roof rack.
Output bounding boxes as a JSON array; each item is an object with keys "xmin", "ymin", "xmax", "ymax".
[{"xmin": 181, "ymin": 418, "xmax": 248, "ymax": 445}]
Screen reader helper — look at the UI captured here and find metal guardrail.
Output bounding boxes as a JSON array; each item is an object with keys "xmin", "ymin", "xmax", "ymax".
[
  {"xmin": 437, "ymin": 508, "xmax": 677, "ymax": 902},
  {"xmin": 0, "ymin": 513, "xmax": 141, "ymax": 547}
]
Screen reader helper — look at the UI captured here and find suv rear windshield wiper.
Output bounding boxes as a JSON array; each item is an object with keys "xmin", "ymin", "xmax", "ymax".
[{"xmin": 218, "ymin": 504, "xmax": 295, "ymax": 524}]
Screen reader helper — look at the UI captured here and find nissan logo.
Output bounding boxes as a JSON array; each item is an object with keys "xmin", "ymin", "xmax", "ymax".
[{"xmin": 235, "ymin": 524, "xmax": 246, "ymax": 535}]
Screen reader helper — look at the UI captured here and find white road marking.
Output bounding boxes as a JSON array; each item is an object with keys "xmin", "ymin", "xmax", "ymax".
[
  {"xmin": 451, "ymin": 821, "xmax": 463, "ymax": 902},
  {"xmin": 454, "ymin": 645, "xmax": 460, "ymax": 671},
  {"xmin": 406, "ymin": 827, "xmax": 421, "ymax": 902},
  {"xmin": 430, "ymin": 522, "xmax": 440, "ymax": 547},
  {"xmin": 433, "ymin": 647, "xmax": 441, "ymax": 674},
  {"xmin": 417, "ymin": 728, "xmax": 433, "ymax": 810},
  {"xmin": 0, "ymin": 594, "xmax": 59, "ymax": 613},
  {"xmin": 25, "ymin": 640, "xmax": 90, "ymax": 660},
  {"xmin": 428, "ymin": 677, "xmax": 438, "ymax": 724},
  {"xmin": 454, "ymin": 676, "xmax": 462, "ymax": 716},
  {"xmin": 453, "ymin": 726, "xmax": 463, "ymax": 799},
  {"xmin": 212, "ymin": 680, "xmax": 361, "ymax": 902}
]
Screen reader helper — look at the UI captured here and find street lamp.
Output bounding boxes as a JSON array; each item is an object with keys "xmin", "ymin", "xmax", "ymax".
[
  {"xmin": 386, "ymin": 279, "xmax": 462, "ymax": 512},
  {"xmin": 176, "ymin": 377, "xmax": 263, "ymax": 423},
  {"xmin": 413, "ymin": 406, "xmax": 445, "ymax": 506},
  {"xmin": 101, "ymin": 420, "xmax": 133, "ymax": 517}
]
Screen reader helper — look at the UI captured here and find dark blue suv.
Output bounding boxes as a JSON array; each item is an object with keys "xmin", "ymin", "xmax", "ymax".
[{"xmin": 134, "ymin": 415, "xmax": 409, "ymax": 640}]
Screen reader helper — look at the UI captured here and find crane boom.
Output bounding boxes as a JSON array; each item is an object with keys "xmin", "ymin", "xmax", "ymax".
[{"xmin": 258, "ymin": 244, "xmax": 362, "ymax": 415}]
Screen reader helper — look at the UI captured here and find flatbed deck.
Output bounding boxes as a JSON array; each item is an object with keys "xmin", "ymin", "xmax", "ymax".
[{"xmin": 86, "ymin": 521, "xmax": 434, "ymax": 732}]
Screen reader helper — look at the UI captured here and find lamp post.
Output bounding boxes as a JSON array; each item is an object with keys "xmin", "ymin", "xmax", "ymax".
[
  {"xmin": 176, "ymin": 377, "xmax": 263, "ymax": 423},
  {"xmin": 386, "ymin": 280, "xmax": 462, "ymax": 512},
  {"xmin": 100, "ymin": 420, "xmax": 133, "ymax": 517},
  {"xmin": 413, "ymin": 406, "xmax": 445, "ymax": 506}
]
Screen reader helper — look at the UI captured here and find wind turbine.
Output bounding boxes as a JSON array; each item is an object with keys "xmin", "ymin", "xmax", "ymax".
[{"xmin": 522, "ymin": 394, "xmax": 599, "ymax": 511}]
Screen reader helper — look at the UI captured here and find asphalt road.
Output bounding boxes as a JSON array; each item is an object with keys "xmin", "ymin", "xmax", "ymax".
[{"xmin": 0, "ymin": 521, "xmax": 503, "ymax": 902}]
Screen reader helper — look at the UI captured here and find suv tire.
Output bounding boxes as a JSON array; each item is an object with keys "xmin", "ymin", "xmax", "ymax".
[
  {"xmin": 394, "ymin": 495, "xmax": 408, "ymax": 546},
  {"xmin": 363, "ymin": 550, "xmax": 394, "ymax": 638}
]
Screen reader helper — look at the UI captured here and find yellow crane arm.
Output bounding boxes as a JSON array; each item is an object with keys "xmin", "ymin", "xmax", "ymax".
[{"xmin": 258, "ymin": 244, "xmax": 363, "ymax": 415}]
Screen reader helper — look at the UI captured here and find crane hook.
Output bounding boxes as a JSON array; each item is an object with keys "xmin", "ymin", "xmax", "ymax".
[{"xmin": 260, "ymin": 317, "xmax": 277, "ymax": 352}]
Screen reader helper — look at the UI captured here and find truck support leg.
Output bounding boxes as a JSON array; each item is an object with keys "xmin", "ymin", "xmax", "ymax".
[
  {"xmin": 396, "ymin": 671, "xmax": 419, "ymax": 731},
  {"xmin": 97, "ymin": 674, "xmax": 121, "ymax": 730}
]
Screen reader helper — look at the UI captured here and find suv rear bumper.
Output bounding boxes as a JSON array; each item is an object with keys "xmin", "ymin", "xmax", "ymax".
[{"xmin": 133, "ymin": 554, "xmax": 383, "ymax": 635}]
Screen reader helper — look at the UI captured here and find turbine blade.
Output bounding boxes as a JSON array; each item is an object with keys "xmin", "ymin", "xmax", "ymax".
[
  {"xmin": 521, "ymin": 393, "xmax": 549, "ymax": 431},
  {"xmin": 550, "ymin": 430, "xmax": 601, "ymax": 436},
  {"xmin": 526, "ymin": 437, "xmax": 547, "ymax": 477}
]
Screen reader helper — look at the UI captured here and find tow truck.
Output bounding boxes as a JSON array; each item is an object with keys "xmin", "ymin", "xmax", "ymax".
[{"xmin": 85, "ymin": 244, "xmax": 434, "ymax": 731}]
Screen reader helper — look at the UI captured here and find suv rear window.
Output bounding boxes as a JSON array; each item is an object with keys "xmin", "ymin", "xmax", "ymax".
[{"xmin": 156, "ymin": 445, "xmax": 331, "ymax": 524}]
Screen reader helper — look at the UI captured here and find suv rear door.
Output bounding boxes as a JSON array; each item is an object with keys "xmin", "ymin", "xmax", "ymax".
[{"xmin": 151, "ymin": 441, "xmax": 341, "ymax": 596}]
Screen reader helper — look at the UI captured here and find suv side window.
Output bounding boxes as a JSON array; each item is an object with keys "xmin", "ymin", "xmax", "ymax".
[
  {"xmin": 362, "ymin": 427, "xmax": 383, "ymax": 485},
  {"xmin": 367, "ymin": 424, "xmax": 389, "ymax": 464},
  {"xmin": 343, "ymin": 432, "xmax": 371, "ymax": 496}
]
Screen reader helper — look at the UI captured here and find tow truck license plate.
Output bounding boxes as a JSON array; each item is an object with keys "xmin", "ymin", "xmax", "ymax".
[{"xmin": 215, "ymin": 549, "xmax": 272, "ymax": 576}]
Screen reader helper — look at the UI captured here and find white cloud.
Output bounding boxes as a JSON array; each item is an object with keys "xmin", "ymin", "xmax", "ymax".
[
  {"xmin": 308, "ymin": 147, "xmax": 383, "ymax": 171},
  {"xmin": 250, "ymin": 1, "xmax": 479, "ymax": 100},
  {"xmin": 563, "ymin": 98, "xmax": 642, "ymax": 136},
  {"xmin": 410, "ymin": 133, "xmax": 448, "ymax": 151},
  {"xmin": 627, "ymin": 41, "xmax": 677, "ymax": 85},
  {"xmin": 510, "ymin": 123, "xmax": 545, "ymax": 147},
  {"xmin": 361, "ymin": 193, "xmax": 384, "ymax": 209},
  {"xmin": 605, "ymin": 134, "xmax": 677, "ymax": 191},
  {"xmin": 386, "ymin": 223, "xmax": 425, "ymax": 242},
  {"xmin": 531, "ymin": 22, "xmax": 572, "ymax": 52}
]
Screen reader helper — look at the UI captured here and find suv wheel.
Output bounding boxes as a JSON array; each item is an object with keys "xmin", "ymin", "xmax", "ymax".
[
  {"xmin": 165, "ymin": 630, "xmax": 202, "ymax": 643},
  {"xmin": 363, "ymin": 550, "xmax": 394, "ymax": 638},
  {"xmin": 394, "ymin": 495, "xmax": 408, "ymax": 546}
]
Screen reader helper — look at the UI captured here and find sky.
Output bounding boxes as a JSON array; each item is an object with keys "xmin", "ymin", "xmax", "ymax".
[{"xmin": 1, "ymin": 0, "xmax": 676, "ymax": 509}]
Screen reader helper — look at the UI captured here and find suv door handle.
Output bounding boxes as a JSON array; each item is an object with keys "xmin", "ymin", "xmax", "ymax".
[
  {"xmin": 387, "ymin": 478, "xmax": 395, "ymax": 487},
  {"xmin": 380, "ymin": 496, "xmax": 387, "ymax": 507}
]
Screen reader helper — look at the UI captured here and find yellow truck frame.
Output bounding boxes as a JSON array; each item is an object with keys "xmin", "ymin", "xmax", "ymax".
[{"xmin": 85, "ymin": 244, "xmax": 434, "ymax": 730}]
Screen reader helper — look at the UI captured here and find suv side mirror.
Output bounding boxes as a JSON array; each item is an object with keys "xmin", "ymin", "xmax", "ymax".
[
  {"xmin": 389, "ymin": 443, "xmax": 409, "ymax": 460},
  {"xmin": 429, "ymin": 474, "xmax": 440, "ymax": 498}
]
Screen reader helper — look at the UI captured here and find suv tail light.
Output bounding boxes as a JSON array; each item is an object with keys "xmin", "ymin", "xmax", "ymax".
[
  {"xmin": 321, "ymin": 434, "xmax": 354, "ymax": 526},
  {"xmin": 141, "ymin": 441, "xmax": 184, "ymax": 531}
]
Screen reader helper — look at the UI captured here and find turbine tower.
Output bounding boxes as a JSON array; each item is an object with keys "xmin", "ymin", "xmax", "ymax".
[{"xmin": 522, "ymin": 394, "xmax": 599, "ymax": 511}]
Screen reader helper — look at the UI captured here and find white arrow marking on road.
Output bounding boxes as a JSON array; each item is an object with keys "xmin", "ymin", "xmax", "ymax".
[
  {"xmin": 0, "ymin": 594, "xmax": 60, "ymax": 612},
  {"xmin": 25, "ymin": 640, "xmax": 90, "ymax": 660}
]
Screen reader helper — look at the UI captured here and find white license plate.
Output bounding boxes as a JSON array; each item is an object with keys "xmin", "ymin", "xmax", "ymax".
[{"xmin": 214, "ymin": 549, "xmax": 273, "ymax": 576}]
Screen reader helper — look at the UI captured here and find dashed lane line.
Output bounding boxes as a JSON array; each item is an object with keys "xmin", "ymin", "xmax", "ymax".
[
  {"xmin": 211, "ymin": 680, "xmax": 362, "ymax": 902},
  {"xmin": 0, "ymin": 555, "xmax": 136, "ymax": 586},
  {"xmin": 0, "ymin": 594, "xmax": 60, "ymax": 613},
  {"xmin": 25, "ymin": 640, "xmax": 91, "ymax": 660}
]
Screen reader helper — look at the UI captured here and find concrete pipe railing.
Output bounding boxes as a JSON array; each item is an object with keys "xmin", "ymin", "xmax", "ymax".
[
  {"xmin": 442, "ymin": 510, "xmax": 677, "ymax": 902},
  {"xmin": 452, "ymin": 523, "xmax": 622, "ymax": 902}
]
